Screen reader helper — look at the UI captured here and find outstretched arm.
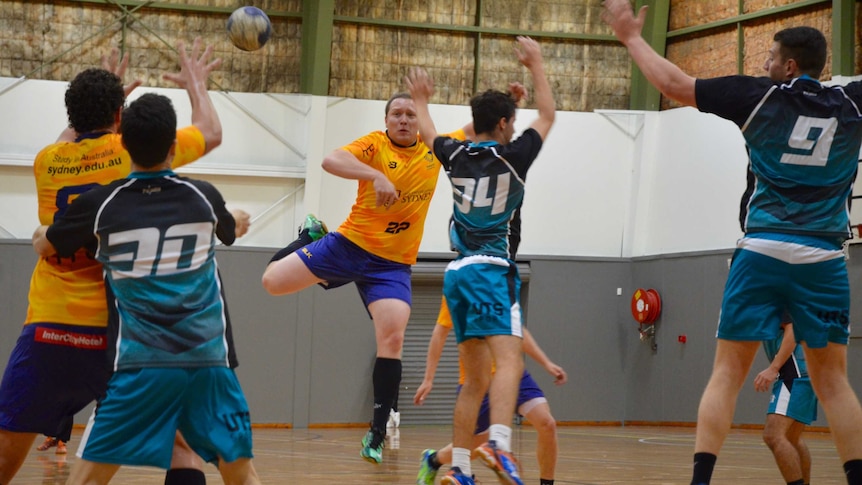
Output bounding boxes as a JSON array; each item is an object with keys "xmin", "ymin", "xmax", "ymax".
[
  {"xmin": 404, "ymin": 67, "xmax": 439, "ymax": 146},
  {"xmin": 515, "ymin": 36, "xmax": 555, "ymax": 141},
  {"xmin": 414, "ymin": 323, "xmax": 452, "ymax": 405},
  {"xmin": 163, "ymin": 37, "xmax": 224, "ymax": 154},
  {"xmin": 523, "ymin": 328, "xmax": 567, "ymax": 385},
  {"xmin": 602, "ymin": 0, "xmax": 696, "ymax": 107}
]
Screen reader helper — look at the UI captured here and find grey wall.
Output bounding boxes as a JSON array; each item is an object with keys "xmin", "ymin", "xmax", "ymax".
[{"xmin": 3, "ymin": 240, "xmax": 862, "ymax": 428}]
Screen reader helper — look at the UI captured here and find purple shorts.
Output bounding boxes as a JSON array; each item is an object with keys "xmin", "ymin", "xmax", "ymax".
[
  {"xmin": 458, "ymin": 370, "xmax": 545, "ymax": 434},
  {"xmin": 299, "ymin": 232, "xmax": 412, "ymax": 307},
  {"xmin": 0, "ymin": 323, "xmax": 110, "ymax": 441}
]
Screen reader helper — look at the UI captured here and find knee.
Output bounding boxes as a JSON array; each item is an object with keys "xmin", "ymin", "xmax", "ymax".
[
  {"xmin": 533, "ymin": 413, "xmax": 557, "ymax": 436},
  {"xmin": 379, "ymin": 330, "xmax": 405, "ymax": 353},
  {"xmin": 762, "ymin": 429, "xmax": 783, "ymax": 450}
]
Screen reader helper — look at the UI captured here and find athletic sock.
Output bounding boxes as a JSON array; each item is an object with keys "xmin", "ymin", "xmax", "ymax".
[
  {"xmin": 844, "ymin": 459, "xmax": 862, "ymax": 485},
  {"xmin": 165, "ymin": 468, "xmax": 206, "ymax": 485},
  {"xmin": 268, "ymin": 230, "xmax": 314, "ymax": 263},
  {"xmin": 489, "ymin": 424, "xmax": 512, "ymax": 452},
  {"xmin": 452, "ymin": 448, "xmax": 471, "ymax": 476},
  {"xmin": 786, "ymin": 480, "xmax": 804, "ymax": 485},
  {"xmin": 372, "ymin": 357, "xmax": 402, "ymax": 432},
  {"xmin": 691, "ymin": 452, "xmax": 716, "ymax": 485},
  {"xmin": 540, "ymin": 479, "xmax": 554, "ymax": 485},
  {"xmin": 429, "ymin": 451, "xmax": 442, "ymax": 469}
]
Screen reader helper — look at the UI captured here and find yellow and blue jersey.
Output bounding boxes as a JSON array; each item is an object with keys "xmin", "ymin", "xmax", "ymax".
[
  {"xmin": 336, "ymin": 129, "xmax": 465, "ymax": 265},
  {"xmin": 26, "ymin": 127, "xmax": 206, "ymax": 328}
]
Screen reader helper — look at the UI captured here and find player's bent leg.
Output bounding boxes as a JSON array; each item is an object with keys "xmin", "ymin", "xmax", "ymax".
[
  {"xmin": 166, "ymin": 431, "xmax": 206, "ymax": 485},
  {"xmin": 369, "ymin": 298, "xmax": 410, "ymax": 359},
  {"xmin": 762, "ymin": 413, "xmax": 803, "ymax": 482},
  {"xmin": 0, "ymin": 429, "xmax": 38, "ymax": 484},
  {"xmin": 804, "ymin": 342, "xmax": 862, "ymax": 462},
  {"xmin": 65, "ymin": 458, "xmax": 120, "ymax": 485},
  {"xmin": 522, "ymin": 401, "xmax": 557, "ymax": 480},
  {"xmin": 485, "ymin": 335, "xmax": 523, "ymax": 430},
  {"xmin": 261, "ymin": 252, "xmax": 324, "ymax": 296},
  {"xmin": 216, "ymin": 457, "xmax": 260, "ymax": 485},
  {"xmin": 694, "ymin": 339, "xmax": 759, "ymax": 454}
]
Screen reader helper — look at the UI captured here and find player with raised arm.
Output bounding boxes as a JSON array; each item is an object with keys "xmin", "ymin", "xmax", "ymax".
[{"xmin": 603, "ymin": 1, "xmax": 862, "ymax": 483}]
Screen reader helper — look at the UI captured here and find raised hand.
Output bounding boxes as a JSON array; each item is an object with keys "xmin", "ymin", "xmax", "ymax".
[
  {"xmin": 101, "ymin": 47, "xmax": 141, "ymax": 97},
  {"xmin": 404, "ymin": 67, "xmax": 435, "ymax": 103},
  {"xmin": 163, "ymin": 37, "xmax": 222, "ymax": 90}
]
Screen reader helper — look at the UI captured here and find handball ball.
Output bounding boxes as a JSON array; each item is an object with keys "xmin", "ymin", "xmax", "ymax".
[{"xmin": 227, "ymin": 6, "xmax": 272, "ymax": 51}]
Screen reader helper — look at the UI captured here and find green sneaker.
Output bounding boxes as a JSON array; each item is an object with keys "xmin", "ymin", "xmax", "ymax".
[
  {"xmin": 360, "ymin": 429, "xmax": 384, "ymax": 464},
  {"xmin": 416, "ymin": 449, "xmax": 440, "ymax": 484},
  {"xmin": 300, "ymin": 214, "xmax": 328, "ymax": 241}
]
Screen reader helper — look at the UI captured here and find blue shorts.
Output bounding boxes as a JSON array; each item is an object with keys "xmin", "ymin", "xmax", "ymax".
[
  {"xmin": 457, "ymin": 370, "xmax": 545, "ymax": 434},
  {"xmin": 80, "ymin": 367, "xmax": 253, "ymax": 468},
  {"xmin": 444, "ymin": 256, "xmax": 523, "ymax": 343},
  {"xmin": 768, "ymin": 377, "xmax": 818, "ymax": 425},
  {"xmin": 298, "ymin": 232, "xmax": 412, "ymax": 307},
  {"xmin": 0, "ymin": 323, "xmax": 110, "ymax": 441},
  {"xmin": 718, "ymin": 236, "xmax": 849, "ymax": 348}
]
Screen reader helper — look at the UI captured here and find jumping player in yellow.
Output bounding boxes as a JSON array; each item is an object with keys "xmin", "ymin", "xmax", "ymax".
[
  {"xmin": 0, "ymin": 39, "xmax": 232, "ymax": 485},
  {"xmin": 262, "ymin": 92, "xmax": 473, "ymax": 464}
]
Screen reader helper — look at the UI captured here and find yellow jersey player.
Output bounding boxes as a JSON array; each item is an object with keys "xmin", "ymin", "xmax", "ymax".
[{"xmin": 262, "ymin": 91, "xmax": 472, "ymax": 464}]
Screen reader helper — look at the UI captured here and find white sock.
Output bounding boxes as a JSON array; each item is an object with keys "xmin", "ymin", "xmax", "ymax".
[
  {"xmin": 452, "ymin": 447, "xmax": 471, "ymax": 475},
  {"xmin": 489, "ymin": 424, "xmax": 512, "ymax": 452}
]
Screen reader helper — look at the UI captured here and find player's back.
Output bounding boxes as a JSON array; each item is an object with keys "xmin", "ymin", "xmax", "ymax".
[
  {"xmin": 89, "ymin": 174, "xmax": 235, "ymax": 370},
  {"xmin": 741, "ymin": 78, "xmax": 862, "ymax": 239}
]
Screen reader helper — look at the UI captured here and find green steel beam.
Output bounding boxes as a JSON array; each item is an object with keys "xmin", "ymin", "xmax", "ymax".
[
  {"xmin": 64, "ymin": 0, "xmax": 300, "ymax": 18},
  {"xmin": 630, "ymin": 0, "xmax": 670, "ymax": 111},
  {"xmin": 300, "ymin": 0, "xmax": 334, "ymax": 95},
  {"xmin": 832, "ymin": 0, "xmax": 855, "ymax": 76},
  {"xmin": 473, "ymin": 0, "xmax": 483, "ymax": 95},
  {"xmin": 332, "ymin": 15, "xmax": 615, "ymax": 42},
  {"xmin": 667, "ymin": 0, "xmax": 829, "ymax": 38}
]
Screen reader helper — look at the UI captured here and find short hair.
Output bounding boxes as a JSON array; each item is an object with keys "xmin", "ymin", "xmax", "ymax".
[
  {"xmin": 120, "ymin": 94, "xmax": 177, "ymax": 169},
  {"xmin": 470, "ymin": 89, "xmax": 517, "ymax": 135},
  {"xmin": 65, "ymin": 68, "xmax": 125, "ymax": 134},
  {"xmin": 773, "ymin": 26, "xmax": 827, "ymax": 78},
  {"xmin": 385, "ymin": 92, "xmax": 412, "ymax": 115}
]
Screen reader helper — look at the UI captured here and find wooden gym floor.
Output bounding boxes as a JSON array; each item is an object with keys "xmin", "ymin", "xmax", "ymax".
[{"xmin": 14, "ymin": 425, "xmax": 849, "ymax": 484}]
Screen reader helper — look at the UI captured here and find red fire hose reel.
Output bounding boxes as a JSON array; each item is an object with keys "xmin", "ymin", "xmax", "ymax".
[{"xmin": 631, "ymin": 288, "xmax": 661, "ymax": 324}]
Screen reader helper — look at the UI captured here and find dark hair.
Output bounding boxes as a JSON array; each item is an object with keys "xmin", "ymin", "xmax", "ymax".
[
  {"xmin": 385, "ymin": 92, "xmax": 411, "ymax": 115},
  {"xmin": 774, "ymin": 26, "xmax": 827, "ymax": 78},
  {"xmin": 120, "ymin": 94, "xmax": 177, "ymax": 169},
  {"xmin": 470, "ymin": 89, "xmax": 516, "ymax": 135},
  {"xmin": 65, "ymin": 68, "xmax": 125, "ymax": 134}
]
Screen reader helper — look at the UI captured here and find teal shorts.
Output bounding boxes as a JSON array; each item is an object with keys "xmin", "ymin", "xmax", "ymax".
[
  {"xmin": 80, "ymin": 367, "xmax": 253, "ymax": 468},
  {"xmin": 443, "ymin": 255, "xmax": 523, "ymax": 344},
  {"xmin": 768, "ymin": 377, "xmax": 818, "ymax": 425},
  {"xmin": 718, "ymin": 236, "xmax": 849, "ymax": 348}
]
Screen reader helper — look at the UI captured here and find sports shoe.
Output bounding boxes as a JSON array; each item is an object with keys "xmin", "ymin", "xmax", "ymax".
[
  {"xmin": 55, "ymin": 440, "xmax": 67, "ymax": 454},
  {"xmin": 416, "ymin": 449, "xmax": 440, "ymax": 485},
  {"xmin": 475, "ymin": 441, "xmax": 524, "ymax": 485},
  {"xmin": 387, "ymin": 409, "xmax": 401, "ymax": 429},
  {"xmin": 440, "ymin": 467, "xmax": 475, "ymax": 485},
  {"xmin": 360, "ymin": 428, "xmax": 385, "ymax": 464},
  {"xmin": 37, "ymin": 437, "xmax": 59, "ymax": 451},
  {"xmin": 299, "ymin": 213, "xmax": 328, "ymax": 241}
]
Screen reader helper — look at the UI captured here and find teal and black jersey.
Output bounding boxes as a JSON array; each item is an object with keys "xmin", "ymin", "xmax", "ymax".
[
  {"xmin": 697, "ymin": 75, "xmax": 862, "ymax": 241},
  {"xmin": 46, "ymin": 170, "xmax": 238, "ymax": 371},
  {"xmin": 762, "ymin": 328, "xmax": 808, "ymax": 380},
  {"xmin": 433, "ymin": 129, "xmax": 543, "ymax": 259}
]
